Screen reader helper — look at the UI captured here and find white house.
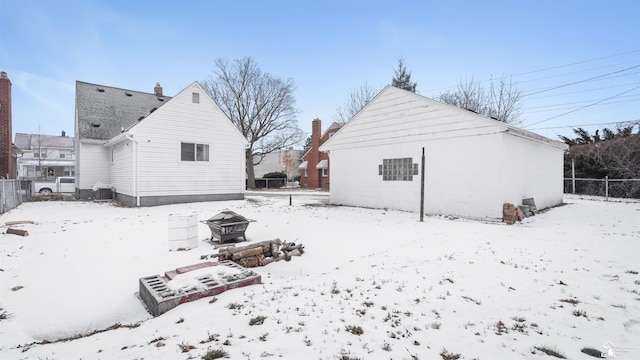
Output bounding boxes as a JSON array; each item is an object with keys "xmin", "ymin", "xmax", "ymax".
[
  {"xmin": 14, "ymin": 131, "xmax": 75, "ymax": 180},
  {"xmin": 75, "ymin": 80, "xmax": 248, "ymax": 206},
  {"xmin": 319, "ymin": 86, "xmax": 568, "ymax": 220}
]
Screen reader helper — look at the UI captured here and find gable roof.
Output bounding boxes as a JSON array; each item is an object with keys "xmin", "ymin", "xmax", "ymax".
[
  {"xmin": 76, "ymin": 81, "xmax": 171, "ymax": 141},
  {"xmin": 14, "ymin": 133, "xmax": 74, "ymax": 150},
  {"xmin": 320, "ymin": 86, "xmax": 568, "ymax": 151},
  {"xmin": 104, "ymin": 81, "xmax": 249, "ymax": 148}
]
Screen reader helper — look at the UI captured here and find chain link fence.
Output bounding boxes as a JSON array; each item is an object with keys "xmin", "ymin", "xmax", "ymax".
[
  {"xmin": 564, "ymin": 177, "xmax": 640, "ymax": 200},
  {"xmin": 0, "ymin": 180, "xmax": 32, "ymax": 214}
]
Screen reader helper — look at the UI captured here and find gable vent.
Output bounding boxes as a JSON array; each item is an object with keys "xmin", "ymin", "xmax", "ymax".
[
  {"xmin": 91, "ymin": 123, "xmax": 101, "ymax": 128},
  {"xmin": 125, "ymin": 92, "xmax": 132, "ymax": 97},
  {"xmin": 157, "ymin": 97, "xmax": 164, "ymax": 101},
  {"xmin": 97, "ymin": 88, "xmax": 105, "ymax": 92}
]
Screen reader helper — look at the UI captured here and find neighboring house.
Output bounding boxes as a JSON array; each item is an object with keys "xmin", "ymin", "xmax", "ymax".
[
  {"xmin": 299, "ymin": 119, "xmax": 341, "ymax": 190},
  {"xmin": 75, "ymin": 80, "xmax": 249, "ymax": 206},
  {"xmin": 14, "ymin": 131, "xmax": 75, "ymax": 180},
  {"xmin": 253, "ymin": 148, "xmax": 303, "ymax": 179},
  {"xmin": 319, "ymin": 86, "xmax": 569, "ymax": 219}
]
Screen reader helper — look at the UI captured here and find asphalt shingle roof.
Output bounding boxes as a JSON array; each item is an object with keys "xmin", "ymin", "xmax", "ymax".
[
  {"xmin": 76, "ymin": 81, "xmax": 171, "ymax": 140},
  {"xmin": 14, "ymin": 133, "xmax": 74, "ymax": 150}
]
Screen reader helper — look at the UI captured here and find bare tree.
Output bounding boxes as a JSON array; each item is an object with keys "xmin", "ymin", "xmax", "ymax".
[
  {"xmin": 202, "ymin": 57, "xmax": 303, "ymax": 189},
  {"xmin": 281, "ymin": 149, "xmax": 298, "ymax": 181},
  {"xmin": 438, "ymin": 75, "xmax": 523, "ymax": 125},
  {"xmin": 333, "ymin": 82, "xmax": 379, "ymax": 124},
  {"xmin": 33, "ymin": 127, "xmax": 51, "ymax": 180}
]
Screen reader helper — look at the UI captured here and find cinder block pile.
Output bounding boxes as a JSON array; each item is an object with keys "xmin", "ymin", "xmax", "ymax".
[{"xmin": 504, "ymin": 198, "xmax": 538, "ymax": 224}]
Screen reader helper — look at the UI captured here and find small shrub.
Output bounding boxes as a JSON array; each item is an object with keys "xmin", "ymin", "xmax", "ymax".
[
  {"xmin": 202, "ymin": 347, "xmax": 229, "ymax": 359},
  {"xmin": 534, "ymin": 346, "xmax": 566, "ymax": 359},
  {"xmin": 249, "ymin": 315, "xmax": 266, "ymax": 326},
  {"xmin": 29, "ymin": 194, "xmax": 64, "ymax": 202},
  {"xmin": 382, "ymin": 340, "xmax": 392, "ymax": 351},
  {"xmin": 345, "ymin": 325, "xmax": 363, "ymax": 335},
  {"xmin": 226, "ymin": 302, "xmax": 243, "ymax": 310},
  {"xmin": 263, "ymin": 172, "xmax": 287, "ymax": 179},
  {"xmin": 330, "ymin": 281, "xmax": 340, "ymax": 294},
  {"xmin": 572, "ymin": 309, "xmax": 587, "ymax": 318},
  {"xmin": 430, "ymin": 322, "xmax": 441, "ymax": 330},
  {"xmin": 559, "ymin": 298, "xmax": 580, "ymax": 305},
  {"xmin": 626, "ymin": 270, "xmax": 638, "ymax": 274},
  {"xmin": 335, "ymin": 349, "xmax": 362, "ymax": 360},
  {"xmin": 440, "ymin": 348, "xmax": 461, "ymax": 360},
  {"xmin": 178, "ymin": 342, "xmax": 196, "ymax": 353}
]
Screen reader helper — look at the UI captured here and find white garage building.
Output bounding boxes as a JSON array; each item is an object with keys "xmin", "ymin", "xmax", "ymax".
[{"xmin": 319, "ymin": 86, "xmax": 568, "ymax": 220}]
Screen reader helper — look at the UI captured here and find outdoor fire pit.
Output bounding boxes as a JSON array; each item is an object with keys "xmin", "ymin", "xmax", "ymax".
[{"xmin": 201, "ymin": 210, "xmax": 255, "ymax": 243}]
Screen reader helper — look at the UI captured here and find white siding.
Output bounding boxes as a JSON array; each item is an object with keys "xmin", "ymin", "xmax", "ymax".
[
  {"xmin": 500, "ymin": 132, "xmax": 565, "ymax": 211},
  {"xmin": 126, "ymin": 82, "xmax": 247, "ymax": 197},
  {"xmin": 110, "ymin": 140, "xmax": 134, "ymax": 194},
  {"xmin": 324, "ymin": 86, "xmax": 567, "ymax": 219},
  {"xmin": 78, "ymin": 142, "xmax": 110, "ymax": 189},
  {"xmin": 329, "ymin": 133, "xmax": 504, "ymax": 219},
  {"xmin": 321, "ymin": 87, "xmax": 506, "ymax": 151}
]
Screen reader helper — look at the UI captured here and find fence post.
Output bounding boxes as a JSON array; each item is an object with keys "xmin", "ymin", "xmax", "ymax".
[
  {"xmin": 420, "ymin": 147, "xmax": 425, "ymax": 222},
  {"xmin": 571, "ymin": 159, "xmax": 576, "ymax": 194},
  {"xmin": 605, "ymin": 176, "xmax": 609, "ymax": 201}
]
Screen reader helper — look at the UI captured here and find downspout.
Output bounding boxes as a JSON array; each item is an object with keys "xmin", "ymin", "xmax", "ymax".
[{"xmin": 124, "ymin": 134, "xmax": 140, "ymax": 206}]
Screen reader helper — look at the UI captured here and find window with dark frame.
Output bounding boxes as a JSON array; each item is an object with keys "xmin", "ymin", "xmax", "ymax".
[
  {"xmin": 379, "ymin": 157, "xmax": 419, "ymax": 181},
  {"xmin": 181, "ymin": 142, "xmax": 209, "ymax": 162}
]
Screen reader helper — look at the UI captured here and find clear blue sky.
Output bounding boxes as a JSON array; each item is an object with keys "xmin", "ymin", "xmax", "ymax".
[{"xmin": 1, "ymin": 0, "xmax": 638, "ymax": 143}]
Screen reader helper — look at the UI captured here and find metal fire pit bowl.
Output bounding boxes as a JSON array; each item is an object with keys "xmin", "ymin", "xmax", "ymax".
[{"xmin": 200, "ymin": 210, "xmax": 256, "ymax": 243}]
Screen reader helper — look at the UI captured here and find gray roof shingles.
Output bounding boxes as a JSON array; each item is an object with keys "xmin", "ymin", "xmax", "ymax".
[
  {"xmin": 76, "ymin": 81, "xmax": 171, "ymax": 140},
  {"xmin": 14, "ymin": 133, "xmax": 74, "ymax": 150}
]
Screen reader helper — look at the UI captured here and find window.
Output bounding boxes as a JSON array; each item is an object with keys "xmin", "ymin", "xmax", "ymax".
[
  {"xmin": 304, "ymin": 168, "xmax": 308, "ymax": 177},
  {"xmin": 63, "ymin": 166, "xmax": 75, "ymax": 176},
  {"xmin": 322, "ymin": 168, "xmax": 328, "ymax": 177},
  {"xmin": 181, "ymin": 142, "xmax": 209, "ymax": 162},
  {"xmin": 192, "ymin": 92, "xmax": 200, "ymax": 104},
  {"xmin": 34, "ymin": 148, "xmax": 47, "ymax": 158},
  {"xmin": 379, "ymin": 158, "xmax": 419, "ymax": 181},
  {"xmin": 59, "ymin": 150, "xmax": 72, "ymax": 159}
]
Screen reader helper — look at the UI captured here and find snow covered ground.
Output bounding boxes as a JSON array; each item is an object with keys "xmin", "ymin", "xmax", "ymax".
[{"xmin": 0, "ymin": 193, "xmax": 638, "ymax": 360}]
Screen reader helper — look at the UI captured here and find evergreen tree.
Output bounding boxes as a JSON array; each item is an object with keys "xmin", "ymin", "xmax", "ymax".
[
  {"xmin": 391, "ymin": 57, "xmax": 417, "ymax": 92},
  {"xmin": 302, "ymin": 135, "xmax": 312, "ymax": 154}
]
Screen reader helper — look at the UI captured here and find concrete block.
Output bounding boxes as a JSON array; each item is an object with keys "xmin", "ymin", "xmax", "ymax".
[{"xmin": 139, "ymin": 260, "xmax": 261, "ymax": 316}]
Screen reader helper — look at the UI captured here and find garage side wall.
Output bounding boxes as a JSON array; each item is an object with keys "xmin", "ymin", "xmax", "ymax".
[
  {"xmin": 500, "ymin": 133, "xmax": 565, "ymax": 211},
  {"xmin": 329, "ymin": 133, "xmax": 505, "ymax": 219}
]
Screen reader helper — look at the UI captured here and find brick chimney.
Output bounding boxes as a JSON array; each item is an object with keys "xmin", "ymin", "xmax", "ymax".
[
  {"xmin": 0, "ymin": 71, "xmax": 13, "ymax": 179},
  {"xmin": 62, "ymin": 130, "xmax": 66, "ymax": 137},
  {"xmin": 154, "ymin": 82, "xmax": 163, "ymax": 96},
  {"xmin": 311, "ymin": 118, "xmax": 321, "ymax": 151}
]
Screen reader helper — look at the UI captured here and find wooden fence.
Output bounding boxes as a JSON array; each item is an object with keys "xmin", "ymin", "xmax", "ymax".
[{"xmin": 0, "ymin": 180, "xmax": 32, "ymax": 214}]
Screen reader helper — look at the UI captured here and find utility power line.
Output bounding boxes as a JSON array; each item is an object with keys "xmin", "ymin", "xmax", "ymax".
[
  {"xmin": 522, "ymin": 65, "xmax": 640, "ymax": 97},
  {"xmin": 523, "ymin": 85, "xmax": 640, "ymax": 128}
]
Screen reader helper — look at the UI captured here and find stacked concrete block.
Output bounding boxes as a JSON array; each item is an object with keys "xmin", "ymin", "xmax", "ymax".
[
  {"xmin": 168, "ymin": 213, "xmax": 198, "ymax": 250},
  {"xmin": 503, "ymin": 203, "xmax": 517, "ymax": 224},
  {"xmin": 139, "ymin": 260, "xmax": 261, "ymax": 316},
  {"xmin": 522, "ymin": 198, "xmax": 537, "ymax": 216}
]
